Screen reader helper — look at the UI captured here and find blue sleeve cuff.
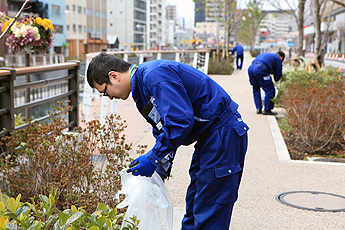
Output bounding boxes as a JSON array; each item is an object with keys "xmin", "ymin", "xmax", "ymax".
[{"xmin": 145, "ymin": 149, "xmax": 161, "ymax": 167}]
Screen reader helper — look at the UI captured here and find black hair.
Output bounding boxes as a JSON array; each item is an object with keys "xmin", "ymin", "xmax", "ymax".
[
  {"xmin": 87, "ymin": 52, "xmax": 131, "ymax": 88},
  {"xmin": 277, "ymin": 51, "xmax": 285, "ymax": 61}
]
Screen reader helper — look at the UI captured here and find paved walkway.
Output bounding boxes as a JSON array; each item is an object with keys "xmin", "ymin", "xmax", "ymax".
[{"xmin": 114, "ymin": 51, "xmax": 345, "ymax": 229}]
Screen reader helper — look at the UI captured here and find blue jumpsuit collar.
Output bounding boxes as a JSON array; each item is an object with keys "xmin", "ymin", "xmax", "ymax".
[{"xmin": 130, "ymin": 64, "xmax": 138, "ymax": 100}]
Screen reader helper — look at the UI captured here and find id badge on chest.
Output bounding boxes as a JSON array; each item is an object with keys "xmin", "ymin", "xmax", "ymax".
[{"xmin": 141, "ymin": 97, "xmax": 163, "ymax": 131}]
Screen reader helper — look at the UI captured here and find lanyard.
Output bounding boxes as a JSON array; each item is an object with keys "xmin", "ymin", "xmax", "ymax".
[{"xmin": 129, "ymin": 64, "xmax": 138, "ymax": 87}]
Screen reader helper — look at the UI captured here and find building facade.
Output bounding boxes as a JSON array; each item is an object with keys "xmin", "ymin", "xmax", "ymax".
[
  {"xmin": 65, "ymin": 0, "xmax": 87, "ymax": 57},
  {"xmin": 148, "ymin": 0, "xmax": 166, "ymax": 49}
]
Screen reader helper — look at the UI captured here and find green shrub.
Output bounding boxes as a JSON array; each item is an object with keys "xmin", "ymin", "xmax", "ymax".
[
  {"xmin": 0, "ymin": 189, "xmax": 139, "ymax": 229},
  {"xmin": 0, "ymin": 102, "xmax": 146, "ymax": 213},
  {"xmin": 208, "ymin": 58, "xmax": 234, "ymax": 75}
]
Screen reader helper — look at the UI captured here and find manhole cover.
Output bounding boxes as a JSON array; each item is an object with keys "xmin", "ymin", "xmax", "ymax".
[
  {"xmin": 276, "ymin": 191, "xmax": 345, "ymax": 212},
  {"xmin": 312, "ymin": 157, "xmax": 345, "ymax": 163}
]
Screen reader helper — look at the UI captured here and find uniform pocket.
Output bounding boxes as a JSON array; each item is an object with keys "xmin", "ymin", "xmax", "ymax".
[
  {"xmin": 233, "ymin": 122, "xmax": 249, "ymax": 136},
  {"xmin": 207, "ymin": 163, "xmax": 243, "ymax": 204}
]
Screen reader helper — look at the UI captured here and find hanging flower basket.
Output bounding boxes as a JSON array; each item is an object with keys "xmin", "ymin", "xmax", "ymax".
[
  {"xmin": 1, "ymin": 13, "xmax": 55, "ymax": 53},
  {"xmin": 190, "ymin": 38, "xmax": 202, "ymax": 49}
]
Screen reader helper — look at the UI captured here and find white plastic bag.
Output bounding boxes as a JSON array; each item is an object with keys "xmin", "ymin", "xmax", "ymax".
[{"xmin": 117, "ymin": 169, "xmax": 173, "ymax": 230}]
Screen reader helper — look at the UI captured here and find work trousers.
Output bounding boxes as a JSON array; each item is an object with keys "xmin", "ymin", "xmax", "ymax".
[
  {"xmin": 181, "ymin": 112, "xmax": 248, "ymax": 230},
  {"xmin": 248, "ymin": 64, "xmax": 276, "ymax": 111}
]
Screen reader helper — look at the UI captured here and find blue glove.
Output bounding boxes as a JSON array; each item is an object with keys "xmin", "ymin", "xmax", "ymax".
[{"xmin": 127, "ymin": 155, "xmax": 156, "ymax": 177}]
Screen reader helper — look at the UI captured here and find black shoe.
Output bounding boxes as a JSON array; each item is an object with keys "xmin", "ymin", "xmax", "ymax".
[
  {"xmin": 262, "ymin": 110, "xmax": 277, "ymax": 115},
  {"xmin": 256, "ymin": 108, "xmax": 262, "ymax": 114}
]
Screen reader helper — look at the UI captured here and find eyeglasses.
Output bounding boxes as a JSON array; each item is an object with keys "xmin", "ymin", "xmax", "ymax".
[{"xmin": 102, "ymin": 84, "xmax": 109, "ymax": 97}]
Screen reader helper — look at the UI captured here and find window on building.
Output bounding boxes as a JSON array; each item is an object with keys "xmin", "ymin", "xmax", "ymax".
[
  {"xmin": 78, "ymin": 25, "xmax": 82, "ymax": 33},
  {"xmin": 72, "ymin": 5, "xmax": 76, "ymax": 12},
  {"xmin": 73, "ymin": 24, "xmax": 76, "ymax": 32},
  {"xmin": 95, "ymin": 10, "xmax": 100, "ymax": 17},
  {"xmin": 67, "ymin": 25, "xmax": 70, "ymax": 31},
  {"xmin": 54, "ymin": 25, "xmax": 63, "ymax": 33},
  {"xmin": 110, "ymin": 11, "xmax": 112, "ymax": 14},
  {"xmin": 66, "ymin": 5, "xmax": 69, "ymax": 11},
  {"xmin": 51, "ymin": 4, "xmax": 61, "ymax": 16},
  {"xmin": 87, "ymin": 9, "xmax": 92, "ymax": 16},
  {"xmin": 110, "ymin": 23, "xmax": 113, "ymax": 26},
  {"xmin": 78, "ymin": 6, "xmax": 82, "ymax": 14}
]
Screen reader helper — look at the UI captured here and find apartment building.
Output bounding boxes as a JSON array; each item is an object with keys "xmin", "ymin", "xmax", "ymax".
[
  {"xmin": 166, "ymin": 5, "xmax": 177, "ymax": 26},
  {"xmin": 107, "ymin": 0, "xmax": 147, "ymax": 50},
  {"xmin": 259, "ymin": 11, "xmax": 294, "ymax": 43},
  {"xmin": 65, "ymin": 0, "xmax": 108, "ymax": 57},
  {"xmin": 149, "ymin": 0, "xmax": 166, "ymax": 49}
]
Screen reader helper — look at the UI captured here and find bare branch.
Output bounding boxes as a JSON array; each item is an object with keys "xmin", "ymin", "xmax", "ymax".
[
  {"xmin": 329, "ymin": 0, "xmax": 345, "ymax": 7},
  {"xmin": 0, "ymin": 0, "xmax": 32, "ymax": 40}
]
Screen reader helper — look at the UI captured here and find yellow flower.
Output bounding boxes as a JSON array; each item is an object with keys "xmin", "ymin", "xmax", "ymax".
[
  {"xmin": 42, "ymin": 18, "xmax": 54, "ymax": 31},
  {"xmin": 35, "ymin": 17, "xmax": 43, "ymax": 26},
  {"xmin": 1, "ymin": 18, "xmax": 13, "ymax": 32}
]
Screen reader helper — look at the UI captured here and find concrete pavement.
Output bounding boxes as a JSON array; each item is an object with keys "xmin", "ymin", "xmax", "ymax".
[{"xmin": 116, "ymin": 51, "xmax": 345, "ymax": 229}]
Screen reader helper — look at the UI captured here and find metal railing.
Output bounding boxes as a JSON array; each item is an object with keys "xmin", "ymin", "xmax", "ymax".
[
  {"xmin": 4, "ymin": 53, "xmax": 65, "ymax": 67},
  {"xmin": 0, "ymin": 61, "xmax": 81, "ymax": 140}
]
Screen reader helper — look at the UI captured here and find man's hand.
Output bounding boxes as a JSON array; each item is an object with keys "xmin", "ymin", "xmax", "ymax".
[{"xmin": 127, "ymin": 155, "xmax": 156, "ymax": 177}]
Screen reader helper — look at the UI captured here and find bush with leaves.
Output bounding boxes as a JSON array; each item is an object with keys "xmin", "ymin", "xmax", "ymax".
[
  {"xmin": 0, "ymin": 101, "xmax": 146, "ymax": 213},
  {"xmin": 278, "ymin": 66, "xmax": 345, "ymax": 156},
  {"xmin": 208, "ymin": 58, "xmax": 234, "ymax": 75},
  {"xmin": 0, "ymin": 189, "xmax": 139, "ymax": 229}
]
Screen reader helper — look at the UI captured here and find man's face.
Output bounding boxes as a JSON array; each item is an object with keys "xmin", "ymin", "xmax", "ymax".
[{"xmin": 94, "ymin": 71, "xmax": 131, "ymax": 100}]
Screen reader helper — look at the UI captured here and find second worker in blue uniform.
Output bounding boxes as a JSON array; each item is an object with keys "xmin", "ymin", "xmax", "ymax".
[
  {"xmin": 230, "ymin": 42, "xmax": 244, "ymax": 70},
  {"xmin": 248, "ymin": 51, "xmax": 285, "ymax": 115}
]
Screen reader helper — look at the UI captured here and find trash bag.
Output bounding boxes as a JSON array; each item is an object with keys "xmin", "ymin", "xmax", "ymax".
[{"xmin": 117, "ymin": 169, "xmax": 173, "ymax": 230}]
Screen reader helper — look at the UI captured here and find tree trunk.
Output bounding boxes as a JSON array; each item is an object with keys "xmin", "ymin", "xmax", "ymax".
[
  {"xmin": 313, "ymin": 0, "xmax": 322, "ymax": 57},
  {"xmin": 297, "ymin": 0, "xmax": 306, "ymax": 57}
]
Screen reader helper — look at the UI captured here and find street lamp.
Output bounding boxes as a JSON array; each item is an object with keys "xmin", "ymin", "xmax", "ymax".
[{"xmin": 136, "ymin": 24, "xmax": 146, "ymax": 50}]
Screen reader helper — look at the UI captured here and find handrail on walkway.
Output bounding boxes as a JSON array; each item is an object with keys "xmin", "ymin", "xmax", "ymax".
[{"xmin": 0, "ymin": 61, "xmax": 80, "ymax": 142}]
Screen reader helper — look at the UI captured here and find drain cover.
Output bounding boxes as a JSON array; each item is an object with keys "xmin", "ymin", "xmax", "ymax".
[{"xmin": 276, "ymin": 191, "xmax": 345, "ymax": 212}]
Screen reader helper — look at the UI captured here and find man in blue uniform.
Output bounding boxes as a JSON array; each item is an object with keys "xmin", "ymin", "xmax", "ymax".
[
  {"xmin": 230, "ymin": 42, "xmax": 244, "ymax": 70},
  {"xmin": 87, "ymin": 53, "xmax": 249, "ymax": 230},
  {"xmin": 248, "ymin": 51, "xmax": 285, "ymax": 115}
]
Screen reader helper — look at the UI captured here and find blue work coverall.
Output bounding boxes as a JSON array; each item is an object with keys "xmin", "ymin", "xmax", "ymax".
[
  {"xmin": 131, "ymin": 60, "xmax": 249, "ymax": 230},
  {"xmin": 231, "ymin": 45, "xmax": 244, "ymax": 70},
  {"xmin": 248, "ymin": 53, "xmax": 282, "ymax": 111}
]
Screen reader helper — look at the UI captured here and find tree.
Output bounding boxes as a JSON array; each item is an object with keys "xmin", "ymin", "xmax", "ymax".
[
  {"xmin": 224, "ymin": 0, "xmax": 238, "ymax": 56},
  {"xmin": 266, "ymin": 0, "xmax": 306, "ymax": 57},
  {"xmin": 238, "ymin": 0, "xmax": 265, "ymax": 50},
  {"xmin": 313, "ymin": 0, "xmax": 345, "ymax": 63},
  {"xmin": 193, "ymin": 0, "xmax": 237, "ymax": 59}
]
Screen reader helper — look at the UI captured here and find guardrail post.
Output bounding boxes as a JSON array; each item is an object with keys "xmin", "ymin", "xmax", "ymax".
[
  {"xmin": 175, "ymin": 53, "xmax": 179, "ymax": 62},
  {"xmin": 204, "ymin": 52, "xmax": 210, "ymax": 75},
  {"xmin": 67, "ymin": 61, "xmax": 80, "ymax": 130},
  {"xmin": 139, "ymin": 53, "xmax": 144, "ymax": 64},
  {"xmin": 193, "ymin": 52, "xmax": 198, "ymax": 68},
  {"xmin": 0, "ymin": 68, "xmax": 16, "ymax": 137}
]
